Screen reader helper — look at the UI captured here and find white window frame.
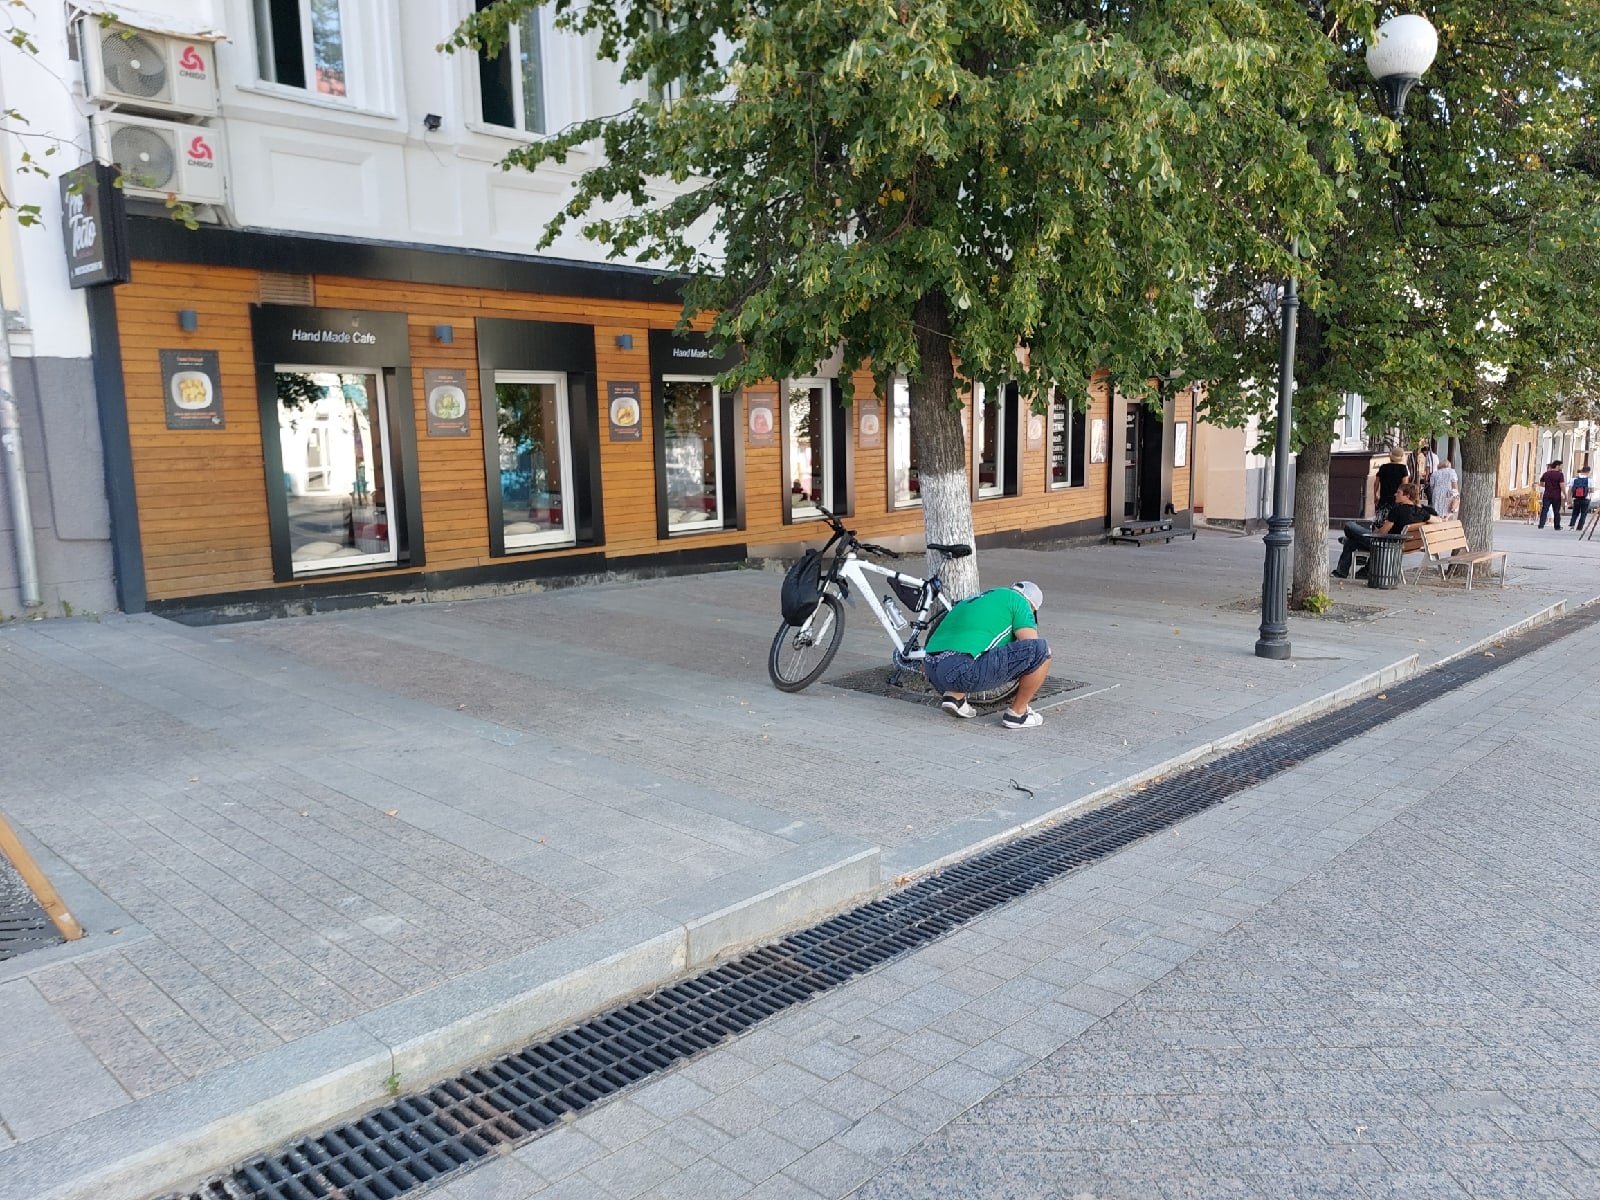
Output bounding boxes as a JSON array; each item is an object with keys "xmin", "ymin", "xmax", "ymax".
[
  {"xmin": 253, "ymin": 0, "xmax": 350, "ymax": 98},
  {"xmin": 663, "ymin": 374, "xmax": 725, "ymax": 534},
  {"xmin": 494, "ymin": 370, "xmax": 576, "ymax": 552},
  {"xmin": 786, "ymin": 377, "xmax": 833, "ymax": 521},
  {"xmin": 973, "ymin": 382, "xmax": 1006, "ymax": 499},
  {"xmin": 275, "ymin": 366, "xmax": 398, "ymax": 576},
  {"xmin": 890, "ymin": 378, "xmax": 920, "ymax": 510},
  {"xmin": 475, "ymin": 5, "xmax": 550, "ymax": 135}
]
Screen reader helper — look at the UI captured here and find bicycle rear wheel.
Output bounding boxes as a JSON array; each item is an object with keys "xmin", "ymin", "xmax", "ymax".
[{"xmin": 768, "ymin": 594, "xmax": 845, "ymax": 692}]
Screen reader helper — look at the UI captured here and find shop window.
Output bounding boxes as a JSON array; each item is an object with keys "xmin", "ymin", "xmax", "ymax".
[
  {"xmin": 662, "ymin": 377, "xmax": 724, "ymax": 532},
  {"xmin": 973, "ymin": 383, "xmax": 1005, "ymax": 499},
  {"xmin": 274, "ymin": 369, "xmax": 396, "ymax": 573},
  {"xmin": 785, "ymin": 380, "xmax": 831, "ymax": 521},
  {"xmin": 255, "ymin": 0, "xmax": 348, "ymax": 96},
  {"xmin": 494, "ymin": 372, "xmax": 575, "ymax": 551},
  {"xmin": 890, "ymin": 379, "xmax": 920, "ymax": 509},
  {"xmin": 1049, "ymin": 389, "xmax": 1088, "ymax": 489},
  {"xmin": 478, "ymin": 0, "xmax": 548, "ymax": 133}
]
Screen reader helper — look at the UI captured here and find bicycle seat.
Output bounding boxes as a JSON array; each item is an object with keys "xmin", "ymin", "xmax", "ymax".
[{"xmin": 926, "ymin": 542, "xmax": 972, "ymax": 558}]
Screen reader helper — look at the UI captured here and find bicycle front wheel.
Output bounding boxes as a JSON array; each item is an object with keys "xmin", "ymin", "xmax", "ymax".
[{"xmin": 768, "ymin": 595, "xmax": 845, "ymax": 692}]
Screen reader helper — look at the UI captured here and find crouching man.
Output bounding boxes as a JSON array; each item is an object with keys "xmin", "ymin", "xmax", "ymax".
[{"xmin": 922, "ymin": 581, "xmax": 1051, "ymax": 730}]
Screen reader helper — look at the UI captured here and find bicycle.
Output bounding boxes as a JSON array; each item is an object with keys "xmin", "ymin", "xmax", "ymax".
[{"xmin": 767, "ymin": 506, "xmax": 994, "ymax": 699}]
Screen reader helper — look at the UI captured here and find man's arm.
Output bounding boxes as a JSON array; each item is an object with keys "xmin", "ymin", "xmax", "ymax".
[{"xmin": 1013, "ymin": 627, "xmax": 1039, "ymax": 641}]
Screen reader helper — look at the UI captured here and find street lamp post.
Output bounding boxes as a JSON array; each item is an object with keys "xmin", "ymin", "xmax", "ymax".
[{"xmin": 1254, "ymin": 13, "xmax": 1437, "ymax": 660}]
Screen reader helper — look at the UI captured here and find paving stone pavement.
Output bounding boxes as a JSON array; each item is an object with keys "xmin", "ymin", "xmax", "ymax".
[
  {"xmin": 0, "ymin": 521, "xmax": 1595, "ymax": 1193},
  {"xmin": 430, "ymin": 609, "xmax": 1600, "ymax": 1199}
]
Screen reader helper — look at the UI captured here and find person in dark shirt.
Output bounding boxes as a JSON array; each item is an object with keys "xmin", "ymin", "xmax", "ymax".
[
  {"xmin": 1538, "ymin": 460, "xmax": 1566, "ymax": 530},
  {"xmin": 1333, "ymin": 483, "xmax": 1437, "ymax": 578},
  {"xmin": 1373, "ymin": 450, "xmax": 1410, "ymax": 520}
]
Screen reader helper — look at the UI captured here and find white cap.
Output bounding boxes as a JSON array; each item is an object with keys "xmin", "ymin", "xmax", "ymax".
[{"xmin": 1011, "ymin": 581, "xmax": 1043, "ymax": 611}]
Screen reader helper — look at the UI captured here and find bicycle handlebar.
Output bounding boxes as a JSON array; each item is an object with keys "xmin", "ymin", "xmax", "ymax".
[{"xmin": 856, "ymin": 543, "xmax": 900, "ymax": 559}]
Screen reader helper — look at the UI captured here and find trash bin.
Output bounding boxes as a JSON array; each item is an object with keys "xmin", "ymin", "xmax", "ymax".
[{"xmin": 1366, "ymin": 533, "xmax": 1404, "ymax": 589}]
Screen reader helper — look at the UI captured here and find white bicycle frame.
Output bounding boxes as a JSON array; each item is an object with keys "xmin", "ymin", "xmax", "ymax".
[{"xmin": 824, "ymin": 552, "xmax": 953, "ymax": 660}]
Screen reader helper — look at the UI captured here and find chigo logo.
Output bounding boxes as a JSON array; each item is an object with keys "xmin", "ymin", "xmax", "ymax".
[
  {"xmin": 178, "ymin": 45, "xmax": 207, "ymax": 76},
  {"xmin": 187, "ymin": 135, "xmax": 215, "ymax": 165}
]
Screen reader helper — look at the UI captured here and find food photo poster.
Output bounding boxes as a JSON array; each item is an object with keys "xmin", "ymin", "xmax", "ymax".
[
  {"xmin": 161, "ymin": 349, "xmax": 224, "ymax": 429},
  {"xmin": 424, "ymin": 368, "xmax": 471, "ymax": 437}
]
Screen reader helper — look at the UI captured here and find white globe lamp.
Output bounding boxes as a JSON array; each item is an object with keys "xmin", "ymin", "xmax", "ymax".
[{"xmin": 1366, "ymin": 14, "xmax": 1439, "ymax": 118}]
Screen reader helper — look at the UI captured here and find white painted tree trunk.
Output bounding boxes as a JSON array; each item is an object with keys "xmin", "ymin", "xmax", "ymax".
[
  {"xmin": 1459, "ymin": 425, "xmax": 1507, "ymax": 551},
  {"xmin": 917, "ymin": 468, "xmax": 979, "ymax": 597},
  {"xmin": 910, "ymin": 293, "xmax": 981, "ymax": 599}
]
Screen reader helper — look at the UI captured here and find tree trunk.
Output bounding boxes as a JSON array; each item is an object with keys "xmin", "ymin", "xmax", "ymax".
[
  {"xmin": 1290, "ymin": 436, "xmax": 1330, "ymax": 608},
  {"xmin": 1458, "ymin": 423, "xmax": 1508, "ymax": 551},
  {"xmin": 910, "ymin": 293, "xmax": 980, "ymax": 598}
]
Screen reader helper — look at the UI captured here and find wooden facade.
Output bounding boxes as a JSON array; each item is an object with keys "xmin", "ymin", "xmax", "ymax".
[{"xmin": 100, "ymin": 220, "xmax": 1192, "ymax": 612}]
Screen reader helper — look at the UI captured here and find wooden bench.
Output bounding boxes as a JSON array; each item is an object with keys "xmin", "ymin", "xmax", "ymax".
[{"xmin": 1420, "ymin": 522, "xmax": 1509, "ymax": 589}]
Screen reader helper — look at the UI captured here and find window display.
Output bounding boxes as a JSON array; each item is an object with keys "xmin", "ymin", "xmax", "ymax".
[
  {"xmin": 495, "ymin": 372, "xmax": 574, "ymax": 550},
  {"xmin": 662, "ymin": 377, "xmax": 724, "ymax": 531},
  {"xmin": 786, "ymin": 380, "xmax": 830, "ymax": 519},
  {"xmin": 274, "ymin": 369, "xmax": 396, "ymax": 573}
]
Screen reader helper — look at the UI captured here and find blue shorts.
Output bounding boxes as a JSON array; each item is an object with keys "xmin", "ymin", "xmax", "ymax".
[{"xmin": 924, "ymin": 638, "xmax": 1051, "ymax": 695}]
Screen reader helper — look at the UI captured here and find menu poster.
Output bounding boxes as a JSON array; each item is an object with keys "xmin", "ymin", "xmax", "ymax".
[
  {"xmin": 1174, "ymin": 421, "xmax": 1189, "ymax": 468},
  {"xmin": 746, "ymin": 389, "xmax": 777, "ymax": 448},
  {"xmin": 1026, "ymin": 410, "xmax": 1046, "ymax": 451},
  {"xmin": 424, "ymin": 368, "xmax": 471, "ymax": 437},
  {"xmin": 857, "ymin": 399, "xmax": 882, "ymax": 449},
  {"xmin": 160, "ymin": 349, "xmax": 224, "ymax": 429},
  {"xmin": 1090, "ymin": 418, "xmax": 1108, "ymax": 464},
  {"xmin": 608, "ymin": 381, "xmax": 642, "ymax": 441}
]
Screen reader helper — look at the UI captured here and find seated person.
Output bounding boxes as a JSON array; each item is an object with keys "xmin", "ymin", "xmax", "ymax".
[
  {"xmin": 923, "ymin": 581, "xmax": 1051, "ymax": 730},
  {"xmin": 1333, "ymin": 483, "xmax": 1436, "ymax": 578}
]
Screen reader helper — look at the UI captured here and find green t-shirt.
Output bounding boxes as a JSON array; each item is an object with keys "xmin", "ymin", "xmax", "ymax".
[{"xmin": 926, "ymin": 588, "xmax": 1036, "ymax": 656}]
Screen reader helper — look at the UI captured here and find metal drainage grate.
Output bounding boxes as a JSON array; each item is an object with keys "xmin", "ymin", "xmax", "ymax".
[
  {"xmin": 0, "ymin": 858, "xmax": 61, "ymax": 963},
  {"xmin": 169, "ymin": 607, "xmax": 1600, "ymax": 1200},
  {"xmin": 829, "ymin": 666, "xmax": 1088, "ymax": 711}
]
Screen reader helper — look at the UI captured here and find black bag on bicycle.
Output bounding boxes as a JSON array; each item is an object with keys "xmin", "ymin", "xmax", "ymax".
[{"xmin": 780, "ymin": 549, "xmax": 823, "ymax": 623}]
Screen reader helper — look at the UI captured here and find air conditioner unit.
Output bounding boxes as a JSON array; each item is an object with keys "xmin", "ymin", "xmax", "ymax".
[
  {"xmin": 92, "ymin": 114, "xmax": 227, "ymax": 206},
  {"xmin": 79, "ymin": 21, "xmax": 218, "ymax": 117}
]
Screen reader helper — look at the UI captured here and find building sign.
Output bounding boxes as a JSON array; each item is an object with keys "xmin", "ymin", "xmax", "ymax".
[
  {"xmin": 60, "ymin": 162, "xmax": 129, "ymax": 289},
  {"xmin": 250, "ymin": 306, "xmax": 407, "ymax": 368},
  {"xmin": 1090, "ymin": 418, "xmax": 1108, "ymax": 464},
  {"xmin": 423, "ymin": 368, "xmax": 470, "ymax": 437},
  {"xmin": 160, "ymin": 349, "xmax": 224, "ymax": 429},
  {"xmin": 608, "ymin": 381, "xmax": 642, "ymax": 441},
  {"xmin": 1026, "ymin": 410, "xmax": 1046, "ymax": 451},
  {"xmin": 857, "ymin": 399, "xmax": 882, "ymax": 450},
  {"xmin": 746, "ymin": 389, "xmax": 776, "ymax": 448},
  {"xmin": 1174, "ymin": 421, "xmax": 1189, "ymax": 468}
]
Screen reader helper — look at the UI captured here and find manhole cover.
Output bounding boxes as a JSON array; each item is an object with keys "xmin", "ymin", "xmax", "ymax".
[{"xmin": 828, "ymin": 666, "xmax": 1089, "ymax": 711}]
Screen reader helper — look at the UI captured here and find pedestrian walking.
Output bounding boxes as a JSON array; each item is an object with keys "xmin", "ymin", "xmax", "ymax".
[
  {"xmin": 1538, "ymin": 460, "xmax": 1566, "ymax": 530},
  {"xmin": 1415, "ymin": 441, "xmax": 1438, "ymax": 493},
  {"xmin": 1429, "ymin": 457, "xmax": 1457, "ymax": 516},
  {"xmin": 1570, "ymin": 463, "xmax": 1592, "ymax": 532}
]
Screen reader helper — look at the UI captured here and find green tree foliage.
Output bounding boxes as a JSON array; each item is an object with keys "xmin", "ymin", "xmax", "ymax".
[
  {"xmin": 1196, "ymin": 0, "xmax": 1600, "ymax": 600},
  {"xmin": 449, "ymin": 0, "xmax": 1373, "ymax": 591}
]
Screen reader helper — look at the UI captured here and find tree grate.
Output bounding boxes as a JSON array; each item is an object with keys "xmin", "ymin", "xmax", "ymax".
[
  {"xmin": 0, "ymin": 857, "xmax": 61, "ymax": 962},
  {"xmin": 166, "ymin": 606, "xmax": 1600, "ymax": 1200}
]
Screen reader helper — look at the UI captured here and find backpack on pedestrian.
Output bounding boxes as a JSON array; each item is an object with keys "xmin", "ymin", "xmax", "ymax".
[{"xmin": 1574, "ymin": 474, "xmax": 1590, "ymax": 501}]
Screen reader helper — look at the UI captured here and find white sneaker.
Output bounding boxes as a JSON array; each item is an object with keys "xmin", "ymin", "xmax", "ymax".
[
  {"xmin": 941, "ymin": 694, "xmax": 977, "ymax": 719},
  {"xmin": 1000, "ymin": 706, "xmax": 1042, "ymax": 730}
]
